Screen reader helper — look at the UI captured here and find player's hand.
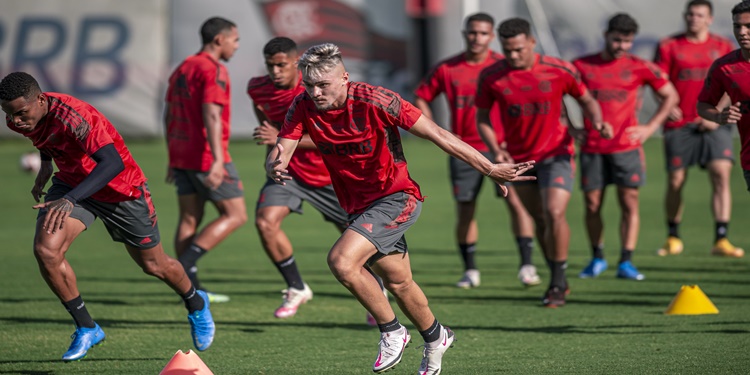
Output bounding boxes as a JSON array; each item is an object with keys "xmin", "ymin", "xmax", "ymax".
[
  {"xmin": 486, "ymin": 161, "xmax": 537, "ymax": 197},
  {"xmin": 266, "ymin": 143, "xmax": 291, "ymax": 185},
  {"xmin": 697, "ymin": 117, "xmax": 720, "ymax": 132},
  {"xmin": 568, "ymin": 127, "xmax": 587, "ymax": 143},
  {"xmin": 719, "ymin": 102, "xmax": 742, "ymax": 124},
  {"xmin": 598, "ymin": 122, "xmax": 614, "ymax": 139},
  {"xmin": 253, "ymin": 121, "xmax": 280, "ymax": 145},
  {"xmin": 493, "ymin": 148, "xmax": 514, "ymax": 163},
  {"xmin": 31, "ymin": 161, "xmax": 53, "ymax": 203},
  {"xmin": 33, "ymin": 197, "xmax": 74, "ymax": 234},
  {"xmin": 204, "ymin": 161, "xmax": 224, "ymax": 190},
  {"xmin": 668, "ymin": 106, "xmax": 683, "ymax": 122},
  {"xmin": 626, "ymin": 125, "xmax": 654, "ymax": 144},
  {"xmin": 165, "ymin": 166, "xmax": 175, "ymax": 184}
]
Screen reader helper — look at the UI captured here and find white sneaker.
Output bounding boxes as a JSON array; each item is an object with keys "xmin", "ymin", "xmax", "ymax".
[
  {"xmin": 417, "ymin": 326, "xmax": 455, "ymax": 375},
  {"xmin": 517, "ymin": 264, "xmax": 541, "ymax": 287},
  {"xmin": 455, "ymin": 269, "xmax": 480, "ymax": 288},
  {"xmin": 372, "ymin": 325, "xmax": 411, "ymax": 373},
  {"xmin": 274, "ymin": 283, "xmax": 313, "ymax": 319}
]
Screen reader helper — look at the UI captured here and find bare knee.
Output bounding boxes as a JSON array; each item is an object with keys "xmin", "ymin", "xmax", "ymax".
[
  {"xmin": 383, "ymin": 277, "xmax": 414, "ymax": 297},
  {"xmin": 139, "ymin": 256, "xmax": 169, "ymax": 279},
  {"xmin": 545, "ymin": 205, "xmax": 567, "ymax": 223},
  {"xmin": 668, "ymin": 172, "xmax": 686, "ymax": 192},
  {"xmin": 255, "ymin": 214, "xmax": 282, "ymax": 237},
  {"xmin": 327, "ymin": 255, "xmax": 359, "ymax": 286},
  {"xmin": 33, "ymin": 242, "xmax": 64, "ymax": 268}
]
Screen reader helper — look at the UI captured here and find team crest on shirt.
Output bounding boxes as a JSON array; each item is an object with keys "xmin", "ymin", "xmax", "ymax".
[
  {"xmin": 521, "ymin": 85, "xmax": 532, "ymax": 92},
  {"xmin": 538, "ymin": 80, "xmax": 552, "ymax": 93},
  {"xmin": 586, "ymin": 72, "xmax": 596, "ymax": 80},
  {"xmin": 502, "ymin": 88, "xmax": 513, "ymax": 95},
  {"xmin": 619, "ymin": 70, "xmax": 632, "ymax": 81},
  {"xmin": 709, "ymin": 50, "xmax": 720, "ymax": 59}
]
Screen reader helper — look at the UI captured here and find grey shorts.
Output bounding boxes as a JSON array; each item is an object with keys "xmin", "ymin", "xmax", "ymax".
[
  {"xmin": 512, "ymin": 154, "xmax": 574, "ymax": 192},
  {"xmin": 449, "ymin": 153, "xmax": 503, "ymax": 202},
  {"xmin": 580, "ymin": 148, "xmax": 645, "ymax": 191},
  {"xmin": 257, "ymin": 177, "xmax": 348, "ymax": 227},
  {"xmin": 173, "ymin": 162, "xmax": 244, "ymax": 201},
  {"xmin": 664, "ymin": 124, "xmax": 734, "ymax": 172},
  {"xmin": 346, "ymin": 192, "xmax": 422, "ymax": 266},
  {"xmin": 38, "ymin": 177, "xmax": 161, "ymax": 249}
]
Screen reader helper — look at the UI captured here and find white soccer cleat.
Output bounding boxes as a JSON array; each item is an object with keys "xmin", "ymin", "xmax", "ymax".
[
  {"xmin": 372, "ymin": 325, "xmax": 411, "ymax": 373},
  {"xmin": 274, "ymin": 283, "xmax": 313, "ymax": 319},
  {"xmin": 455, "ymin": 269, "xmax": 480, "ymax": 288},
  {"xmin": 518, "ymin": 264, "xmax": 542, "ymax": 286},
  {"xmin": 417, "ymin": 326, "xmax": 455, "ymax": 375}
]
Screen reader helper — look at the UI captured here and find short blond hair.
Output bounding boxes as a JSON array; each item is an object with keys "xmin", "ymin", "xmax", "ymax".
[{"xmin": 298, "ymin": 43, "xmax": 344, "ymax": 80}]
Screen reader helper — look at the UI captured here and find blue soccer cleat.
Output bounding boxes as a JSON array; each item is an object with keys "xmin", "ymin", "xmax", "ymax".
[
  {"xmin": 616, "ymin": 261, "xmax": 645, "ymax": 281},
  {"xmin": 579, "ymin": 258, "xmax": 608, "ymax": 278},
  {"xmin": 62, "ymin": 323, "xmax": 106, "ymax": 361},
  {"xmin": 188, "ymin": 290, "xmax": 215, "ymax": 351}
]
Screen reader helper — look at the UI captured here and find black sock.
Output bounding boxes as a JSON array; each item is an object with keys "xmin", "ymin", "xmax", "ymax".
[
  {"xmin": 592, "ymin": 244, "xmax": 604, "ymax": 259},
  {"xmin": 459, "ymin": 243, "xmax": 477, "ymax": 270},
  {"xmin": 274, "ymin": 256, "xmax": 304, "ymax": 290},
  {"xmin": 668, "ymin": 221, "xmax": 680, "ymax": 238},
  {"xmin": 181, "ymin": 285, "xmax": 205, "ymax": 314},
  {"xmin": 517, "ymin": 236, "xmax": 533, "ymax": 266},
  {"xmin": 619, "ymin": 249, "xmax": 633, "ymax": 264},
  {"xmin": 178, "ymin": 244, "xmax": 208, "ymax": 289},
  {"xmin": 62, "ymin": 295, "xmax": 96, "ymax": 328},
  {"xmin": 377, "ymin": 317, "xmax": 401, "ymax": 333},
  {"xmin": 419, "ymin": 319, "xmax": 441, "ymax": 343},
  {"xmin": 715, "ymin": 222, "xmax": 728, "ymax": 242},
  {"xmin": 550, "ymin": 261, "xmax": 567, "ymax": 289}
]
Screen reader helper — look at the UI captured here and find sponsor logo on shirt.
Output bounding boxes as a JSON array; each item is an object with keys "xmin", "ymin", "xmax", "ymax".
[
  {"xmin": 317, "ymin": 140, "xmax": 373, "ymax": 156},
  {"xmin": 508, "ymin": 101, "xmax": 550, "ymax": 117}
]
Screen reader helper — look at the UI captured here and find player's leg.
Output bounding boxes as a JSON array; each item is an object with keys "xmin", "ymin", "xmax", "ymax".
[
  {"xmin": 579, "ymin": 152, "xmax": 608, "ymax": 278},
  {"xmin": 705, "ymin": 126, "xmax": 743, "ymax": 257},
  {"xmin": 660, "ymin": 127, "xmax": 696, "ymax": 256},
  {"xmin": 615, "ymin": 186, "xmax": 644, "ymax": 280},
  {"xmin": 171, "ymin": 169, "xmax": 207, "ymax": 289},
  {"xmin": 449, "ymin": 155, "xmax": 483, "ymax": 288},
  {"xmin": 503, "ymin": 184, "xmax": 540, "ymax": 286}
]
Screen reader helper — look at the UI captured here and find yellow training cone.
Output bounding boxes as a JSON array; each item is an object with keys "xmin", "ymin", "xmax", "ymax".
[
  {"xmin": 159, "ymin": 349, "xmax": 214, "ymax": 375},
  {"xmin": 665, "ymin": 285, "xmax": 719, "ymax": 315}
]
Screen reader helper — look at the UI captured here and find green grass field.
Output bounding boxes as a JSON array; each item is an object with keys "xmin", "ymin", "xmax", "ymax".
[{"xmin": 0, "ymin": 137, "xmax": 748, "ymax": 374}]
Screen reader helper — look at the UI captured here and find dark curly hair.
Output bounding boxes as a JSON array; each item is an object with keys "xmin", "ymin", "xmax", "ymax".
[
  {"xmin": 497, "ymin": 18, "xmax": 531, "ymax": 39},
  {"xmin": 200, "ymin": 17, "xmax": 236, "ymax": 45},
  {"xmin": 607, "ymin": 13, "xmax": 639, "ymax": 34},
  {"xmin": 0, "ymin": 72, "xmax": 41, "ymax": 102},
  {"xmin": 263, "ymin": 37, "xmax": 297, "ymax": 56},
  {"xmin": 732, "ymin": 1, "xmax": 750, "ymax": 15}
]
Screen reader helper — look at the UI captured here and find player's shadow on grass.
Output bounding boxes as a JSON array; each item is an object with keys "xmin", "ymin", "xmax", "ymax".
[
  {"xmin": 428, "ymin": 294, "xmax": 664, "ymax": 306},
  {"xmin": 639, "ymin": 277, "xmax": 748, "ymax": 286},
  {"xmin": 450, "ymin": 323, "xmax": 750, "ymax": 335},
  {"xmin": 0, "ymin": 370, "xmax": 54, "ymax": 374},
  {"xmin": 0, "ymin": 358, "xmax": 163, "ymax": 366},
  {"xmin": 225, "ymin": 320, "xmax": 373, "ymax": 332}
]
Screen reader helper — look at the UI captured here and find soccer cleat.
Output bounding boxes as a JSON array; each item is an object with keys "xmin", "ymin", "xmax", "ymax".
[
  {"xmin": 579, "ymin": 258, "xmax": 608, "ymax": 278},
  {"xmin": 274, "ymin": 283, "xmax": 313, "ymax": 319},
  {"xmin": 616, "ymin": 261, "xmax": 645, "ymax": 281},
  {"xmin": 455, "ymin": 269, "xmax": 480, "ymax": 288},
  {"xmin": 188, "ymin": 290, "xmax": 215, "ymax": 351},
  {"xmin": 373, "ymin": 325, "xmax": 411, "ymax": 373},
  {"xmin": 61, "ymin": 323, "xmax": 106, "ymax": 361},
  {"xmin": 657, "ymin": 236, "xmax": 684, "ymax": 256},
  {"xmin": 205, "ymin": 291, "xmax": 230, "ymax": 303},
  {"xmin": 417, "ymin": 326, "xmax": 455, "ymax": 375},
  {"xmin": 710, "ymin": 238, "xmax": 745, "ymax": 258},
  {"xmin": 518, "ymin": 264, "xmax": 542, "ymax": 286},
  {"xmin": 542, "ymin": 286, "xmax": 567, "ymax": 308}
]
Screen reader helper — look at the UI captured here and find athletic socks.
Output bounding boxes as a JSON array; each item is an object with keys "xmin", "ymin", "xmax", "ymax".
[
  {"xmin": 459, "ymin": 243, "xmax": 477, "ymax": 271},
  {"xmin": 619, "ymin": 248, "xmax": 633, "ymax": 264},
  {"xmin": 517, "ymin": 236, "xmax": 533, "ymax": 266},
  {"xmin": 181, "ymin": 285, "xmax": 205, "ymax": 314},
  {"xmin": 178, "ymin": 243, "xmax": 208, "ymax": 289},
  {"xmin": 62, "ymin": 295, "xmax": 96, "ymax": 328},
  {"xmin": 715, "ymin": 222, "xmax": 728, "ymax": 242},
  {"xmin": 550, "ymin": 260, "xmax": 567, "ymax": 289},
  {"xmin": 378, "ymin": 317, "xmax": 401, "ymax": 333},
  {"xmin": 668, "ymin": 221, "xmax": 680, "ymax": 238},
  {"xmin": 592, "ymin": 244, "xmax": 604, "ymax": 259},
  {"xmin": 419, "ymin": 318, "xmax": 441, "ymax": 343},
  {"xmin": 274, "ymin": 256, "xmax": 304, "ymax": 290}
]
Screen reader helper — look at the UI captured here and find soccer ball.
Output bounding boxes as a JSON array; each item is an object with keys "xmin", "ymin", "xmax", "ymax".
[{"xmin": 19, "ymin": 152, "xmax": 41, "ymax": 174}]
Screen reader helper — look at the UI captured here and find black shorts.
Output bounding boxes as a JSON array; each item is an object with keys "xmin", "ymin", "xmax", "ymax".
[
  {"xmin": 449, "ymin": 153, "xmax": 503, "ymax": 202},
  {"xmin": 580, "ymin": 148, "xmax": 645, "ymax": 191},
  {"xmin": 173, "ymin": 162, "xmax": 244, "ymax": 201},
  {"xmin": 513, "ymin": 154, "xmax": 574, "ymax": 192},
  {"xmin": 257, "ymin": 177, "xmax": 348, "ymax": 228},
  {"xmin": 39, "ymin": 177, "xmax": 161, "ymax": 249},
  {"xmin": 664, "ymin": 124, "xmax": 734, "ymax": 172},
  {"xmin": 346, "ymin": 192, "xmax": 422, "ymax": 266}
]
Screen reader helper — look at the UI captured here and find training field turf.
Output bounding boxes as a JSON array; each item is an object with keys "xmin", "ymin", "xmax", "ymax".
[{"xmin": 0, "ymin": 138, "xmax": 748, "ymax": 374}]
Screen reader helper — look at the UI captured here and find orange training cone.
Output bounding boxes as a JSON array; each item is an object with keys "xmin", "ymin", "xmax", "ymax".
[
  {"xmin": 665, "ymin": 285, "xmax": 719, "ymax": 315},
  {"xmin": 159, "ymin": 349, "xmax": 214, "ymax": 375}
]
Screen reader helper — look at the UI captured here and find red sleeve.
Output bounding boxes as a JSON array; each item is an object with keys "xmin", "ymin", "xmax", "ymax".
[
  {"xmin": 639, "ymin": 60, "xmax": 669, "ymax": 91},
  {"xmin": 653, "ymin": 40, "xmax": 671, "ymax": 73},
  {"xmin": 414, "ymin": 65, "xmax": 443, "ymax": 102},
  {"xmin": 279, "ymin": 94, "xmax": 306, "ymax": 140},
  {"xmin": 201, "ymin": 66, "xmax": 229, "ymax": 106},
  {"xmin": 475, "ymin": 70, "xmax": 495, "ymax": 109},
  {"xmin": 388, "ymin": 94, "xmax": 422, "ymax": 131},
  {"xmin": 698, "ymin": 60, "xmax": 726, "ymax": 106}
]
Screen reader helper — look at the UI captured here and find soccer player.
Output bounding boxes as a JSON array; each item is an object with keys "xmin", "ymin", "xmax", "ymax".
[
  {"xmin": 267, "ymin": 43, "xmax": 535, "ymax": 374},
  {"xmin": 476, "ymin": 18, "xmax": 610, "ymax": 307},
  {"xmin": 414, "ymin": 12, "xmax": 540, "ymax": 288},
  {"xmin": 574, "ymin": 14, "xmax": 678, "ymax": 280},
  {"xmin": 697, "ymin": 2, "xmax": 750, "ymax": 258},
  {"xmin": 248, "ymin": 37, "xmax": 386, "ymax": 322},
  {"xmin": 655, "ymin": 0, "xmax": 741, "ymax": 257},
  {"xmin": 0, "ymin": 72, "xmax": 215, "ymax": 361},
  {"xmin": 165, "ymin": 17, "xmax": 248, "ymax": 302}
]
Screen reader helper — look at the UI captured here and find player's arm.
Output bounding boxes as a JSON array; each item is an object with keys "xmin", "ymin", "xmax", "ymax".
[
  {"xmin": 631, "ymin": 82, "xmax": 679, "ymax": 143},
  {"xmin": 266, "ymin": 137, "xmax": 299, "ymax": 185},
  {"xmin": 414, "ymin": 97, "xmax": 435, "ymax": 121},
  {"xmin": 202, "ymin": 103, "xmax": 225, "ymax": 190},
  {"xmin": 476, "ymin": 107, "xmax": 511, "ymax": 162},
  {"xmin": 408, "ymin": 114, "xmax": 536, "ymax": 196},
  {"xmin": 575, "ymin": 91, "xmax": 612, "ymax": 139},
  {"xmin": 163, "ymin": 103, "xmax": 175, "ymax": 183},
  {"xmin": 253, "ymin": 102, "xmax": 317, "ymax": 149},
  {"xmin": 33, "ymin": 144, "xmax": 125, "ymax": 234},
  {"xmin": 31, "ymin": 152, "xmax": 54, "ymax": 203},
  {"xmin": 697, "ymin": 94, "xmax": 732, "ymax": 131},
  {"xmin": 698, "ymin": 99, "xmax": 742, "ymax": 125}
]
